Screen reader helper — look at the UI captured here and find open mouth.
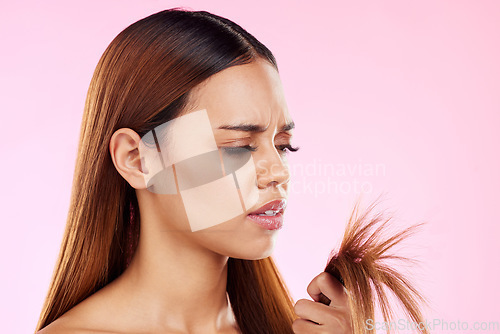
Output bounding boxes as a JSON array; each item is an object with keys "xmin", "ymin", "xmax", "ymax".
[
  {"xmin": 250, "ymin": 208, "xmax": 284, "ymax": 216},
  {"xmin": 247, "ymin": 208, "xmax": 284, "ymax": 230}
]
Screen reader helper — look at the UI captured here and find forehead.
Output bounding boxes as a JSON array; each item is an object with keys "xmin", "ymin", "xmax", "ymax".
[{"xmin": 186, "ymin": 58, "xmax": 292, "ymax": 127}]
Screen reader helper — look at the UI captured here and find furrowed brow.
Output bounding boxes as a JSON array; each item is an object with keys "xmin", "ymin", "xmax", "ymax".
[
  {"xmin": 280, "ymin": 121, "xmax": 295, "ymax": 132},
  {"xmin": 217, "ymin": 121, "xmax": 295, "ymax": 133}
]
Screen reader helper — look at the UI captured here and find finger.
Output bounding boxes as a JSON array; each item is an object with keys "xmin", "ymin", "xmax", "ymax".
[
  {"xmin": 292, "ymin": 318, "xmax": 319, "ymax": 334},
  {"xmin": 294, "ymin": 298, "xmax": 342, "ymax": 326},
  {"xmin": 293, "ymin": 300, "xmax": 352, "ymax": 334},
  {"xmin": 307, "ymin": 272, "xmax": 348, "ymax": 308}
]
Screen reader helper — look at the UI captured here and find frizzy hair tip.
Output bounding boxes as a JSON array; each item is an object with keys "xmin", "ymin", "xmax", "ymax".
[{"xmin": 319, "ymin": 194, "xmax": 430, "ymax": 334}]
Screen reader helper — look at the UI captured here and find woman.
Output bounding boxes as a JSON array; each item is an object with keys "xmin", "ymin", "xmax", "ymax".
[{"xmin": 35, "ymin": 8, "xmax": 353, "ymax": 334}]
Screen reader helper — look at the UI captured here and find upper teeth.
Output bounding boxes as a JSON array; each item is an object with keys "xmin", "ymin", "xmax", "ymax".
[{"xmin": 257, "ymin": 210, "xmax": 278, "ymax": 216}]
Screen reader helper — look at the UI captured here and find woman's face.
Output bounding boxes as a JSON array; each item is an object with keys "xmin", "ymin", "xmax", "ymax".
[{"xmin": 137, "ymin": 58, "xmax": 295, "ymax": 260}]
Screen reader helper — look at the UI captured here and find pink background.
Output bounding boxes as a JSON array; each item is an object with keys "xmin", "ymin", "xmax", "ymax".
[{"xmin": 1, "ymin": 1, "xmax": 499, "ymax": 333}]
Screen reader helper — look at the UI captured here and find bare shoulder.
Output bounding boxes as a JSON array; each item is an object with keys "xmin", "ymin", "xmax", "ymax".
[
  {"xmin": 35, "ymin": 317, "xmax": 97, "ymax": 334},
  {"xmin": 36, "ymin": 312, "xmax": 118, "ymax": 334},
  {"xmin": 36, "ymin": 322, "xmax": 79, "ymax": 333},
  {"xmin": 37, "ymin": 319, "xmax": 121, "ymax": 333},
  {"xmin": 35, "ymin": 289, "xmax": 121, "ymax": 334}
]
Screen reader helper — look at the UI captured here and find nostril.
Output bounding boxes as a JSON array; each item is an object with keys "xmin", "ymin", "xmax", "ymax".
[{"xmin": 268, "ymin": 180, "xmax": 279, "ymax": 187}]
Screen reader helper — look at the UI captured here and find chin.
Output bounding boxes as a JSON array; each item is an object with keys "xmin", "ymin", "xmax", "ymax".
[
  {"xmin": 196, "ymin": 215, "xmax": 280, "ymax": 260},
  {"xmin": 248, "ymin": 249, "xmax": 274, "ymax": 260},
  {"xmin": 225, "ymin": 238, "xmax": 277, "ymax": 260}
]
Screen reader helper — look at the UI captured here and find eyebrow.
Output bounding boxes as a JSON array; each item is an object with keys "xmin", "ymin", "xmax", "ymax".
[{"xmin": 217, "ymin": 120, "xmax": 295, "ymax": 133}]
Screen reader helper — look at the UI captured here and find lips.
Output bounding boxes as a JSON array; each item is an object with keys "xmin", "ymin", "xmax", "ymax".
[{"xmin": 248, "ymin": 199, "xmax": 287, "ymax": 215}]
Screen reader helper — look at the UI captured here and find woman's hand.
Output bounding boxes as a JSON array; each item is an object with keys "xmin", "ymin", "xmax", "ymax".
[{"xmin": 292, "ymin": 272, "xmax": 353, "ymax": 334}]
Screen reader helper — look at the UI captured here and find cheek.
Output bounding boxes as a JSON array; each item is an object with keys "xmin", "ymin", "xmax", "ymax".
[
  {"xmin": 139, "ymin": 109, "xmax": 263, "ymax": 233},
  {"xmin": 228, "ymin": 153, "xmax": 260, "ymax": 212},
  {"xmin": 153, "ymin": 194, "xmax": 192, "ymax": 232},
  {"xmin": 144, "ymin": 148, "xmax": 260, "ymax": 233},
  {"xmin": 178, "ymin": 151, "xmax": 259, "ymax": 232}
]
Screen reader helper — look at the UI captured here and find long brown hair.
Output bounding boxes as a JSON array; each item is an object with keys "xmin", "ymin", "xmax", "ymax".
[
  {"xmin": 35, "ymin": 8, "xmax": 297, "ymax": 333},
  {"xmin": 36, "ymin": 8, "xmax": 428, "ymax": 333}
]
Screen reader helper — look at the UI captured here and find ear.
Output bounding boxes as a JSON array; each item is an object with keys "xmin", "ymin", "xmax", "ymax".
[{"xmin": 109, "ymin": 128, "xmax": 147, "ymax": 189}]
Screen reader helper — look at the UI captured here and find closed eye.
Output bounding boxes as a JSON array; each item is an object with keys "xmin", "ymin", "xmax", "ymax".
[
  {"xmin": 276, "ymin": 144, "xmax": 300, "ymax": 154},
  {"xmin": 221, "ymin": 144, "xmax": 300, "ymax": 155},
  {"xmin": 221, "ymin": 145, "xmax": 258, "ymax": 155}
]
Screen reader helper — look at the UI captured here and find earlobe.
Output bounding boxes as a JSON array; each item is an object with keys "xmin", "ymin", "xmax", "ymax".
[{"xmin": 109, "ymin": 128, "xmax": 147, "ymax": 190}]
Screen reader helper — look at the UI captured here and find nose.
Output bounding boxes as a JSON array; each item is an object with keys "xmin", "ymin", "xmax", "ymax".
[{"xmin": 255, "ymin": 147, "xmax": 291, "ymax": 189}]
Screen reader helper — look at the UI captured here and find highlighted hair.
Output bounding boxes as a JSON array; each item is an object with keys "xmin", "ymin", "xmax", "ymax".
[
  {"xmin": 35, "ymin": 8, "xmax": 428, "ymax": 334},
  {"xmin": 324, "ymin": 195, "xmax": 429, "ymax": 334}
]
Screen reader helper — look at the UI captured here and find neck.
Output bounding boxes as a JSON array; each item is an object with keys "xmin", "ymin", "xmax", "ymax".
[{"xmin": 113, "ymin": 212, "xmax": 237, "ymax": 332}]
